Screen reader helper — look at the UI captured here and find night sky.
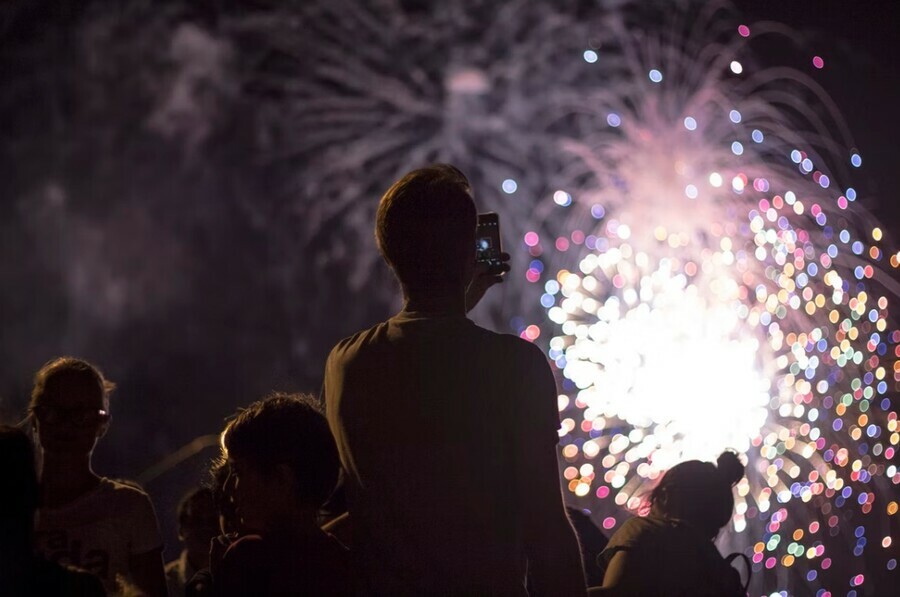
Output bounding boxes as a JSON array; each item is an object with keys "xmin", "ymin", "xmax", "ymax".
[
  {"xmin": 1, "ymin": 0, "xmax": 898, "ymax": 583},
  {"xmin": 735, "ymin": 1, "xmax": 900, "ymax": 229}
]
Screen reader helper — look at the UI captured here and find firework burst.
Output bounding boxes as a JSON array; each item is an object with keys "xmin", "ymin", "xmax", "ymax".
[
  {"xmin": 521, "ymin": 4, "xmax": 900, "ymax": 594},
  {"xmin": 230, "ymin": 1, "xmax": 898, "ymax": 593},
  {"xmin": 236, "ymin": 0, "xmax": 621, "ymax": 320}
]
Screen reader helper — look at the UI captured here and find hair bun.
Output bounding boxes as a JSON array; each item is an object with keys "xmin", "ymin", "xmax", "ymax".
[{"xmin": 716, "ymin": 450, "xmax": 744, "ymax": 487}]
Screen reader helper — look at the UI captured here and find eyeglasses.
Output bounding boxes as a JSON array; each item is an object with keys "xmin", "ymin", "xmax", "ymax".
[{"xmin": 32, "ymin": 405, "xmax": 109, "ymax": 427}]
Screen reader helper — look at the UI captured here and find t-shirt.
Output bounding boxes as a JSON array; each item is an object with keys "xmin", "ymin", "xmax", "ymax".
[
  {"xmin": 596, "ymin": 515, "xmax": 744, "ymax": 597},
  {"xmin": 35, "ymin": 477, "xmax": 163, "ymax": 595},
  {"xmin": 216, "ymin": 531, "xmax": 352, "ymax": 596},
  {"xmin": 323, "ymin": 310, "xmax": 561, "ymax": 596}
]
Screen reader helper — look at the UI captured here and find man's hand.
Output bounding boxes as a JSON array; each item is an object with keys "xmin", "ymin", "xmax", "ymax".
[{"xmin": 465, "ymin": 252, "xmax": 511, "ymax": 313}]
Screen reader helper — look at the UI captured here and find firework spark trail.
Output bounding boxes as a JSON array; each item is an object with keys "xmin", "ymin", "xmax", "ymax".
[
  {"xmin": 236, "ymin": 0, "xmax": 622, "ymax": 322},
  {"xmin": 232, "ymin": 1, "xmax": 898, "ymax": 593}
]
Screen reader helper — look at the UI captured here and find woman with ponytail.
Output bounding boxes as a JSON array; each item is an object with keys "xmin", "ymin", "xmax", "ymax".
[{"xmin": 591, "ymin": 450, "xmax": 749, "ymax": 596}]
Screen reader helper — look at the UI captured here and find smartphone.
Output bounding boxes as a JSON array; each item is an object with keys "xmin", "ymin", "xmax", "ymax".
[{"xmin": 476, "ymin": 212, "xmax": 504, "ymax": 275}]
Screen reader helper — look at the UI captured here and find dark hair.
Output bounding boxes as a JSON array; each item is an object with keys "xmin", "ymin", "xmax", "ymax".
[
  {"xmin": 177, "ymin": 487, "xmax": 217, "ymax": 533},
  {"xmin": 29, "ymin": 356, "xmax": 115, "ymax": 411},
  {"xmin": 648, "ymin": 450, "xmax": 745, "ymax": 539},
  {"xmin": 208, "ymin": 460, "xmax": 231, "ymax": 512},
  {"xmin": 221, "ymin": 392, "xmax": 339, "ymax": 509},
  {"xmin": 375, "ymin": 164, "xmax": 477, "ymax": 290},
  {"xmin": 207, "ymin": 459, "xmax": 239, "ymax": 534},
  {"xmin": 0, "ymin": 425, "xmax": 39, "ymax": 541}
]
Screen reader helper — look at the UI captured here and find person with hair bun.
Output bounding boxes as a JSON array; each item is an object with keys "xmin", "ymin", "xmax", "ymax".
[{"xmin": 592, "ymin": 451, "xmax": 748, "ymax": 596}]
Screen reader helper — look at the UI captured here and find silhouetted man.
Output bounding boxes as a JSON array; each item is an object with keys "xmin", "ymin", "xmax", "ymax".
[{"xmin": 323, "ymin": 164, "xmax": 585, "ymax": 596}]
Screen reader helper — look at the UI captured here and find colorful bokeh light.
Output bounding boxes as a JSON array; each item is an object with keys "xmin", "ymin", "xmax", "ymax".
[{"xmin": 516, "ymin": 7, "xmax": 899, "ymax": 594}]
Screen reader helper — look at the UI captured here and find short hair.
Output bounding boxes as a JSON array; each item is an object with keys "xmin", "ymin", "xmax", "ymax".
[
  {"xmin": 221, "ymin": 392, "xmax": 339, "ymax": 509},
  {"xmin": 375, "ymin": 164, "xmax": 477, "ymax": 289},
  {"xmin": 648, "ymin": 451, "xmax": 744, "ymax": 538},
  {"xmin": 30, "ymin": 356, "xmax": 116, "ymax": 411},
  {"xmin": 208, "ymin": 459, "xmax": 232, "ymax": 512},
  {"xmin": 176, "ymin": 487, "xmax": 217, "ymax": 533},
  {"xmin": 207, "ymin": 459, "xmax": 239, "ymax": 533}
]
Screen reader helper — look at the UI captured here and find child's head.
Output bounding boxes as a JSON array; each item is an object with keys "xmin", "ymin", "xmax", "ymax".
[
  {"xmin": 648, "ymin": 450, "xmax": 744, "ymax": 539},
  {"xmin": 29, "ymin": 357, "xmax": 114, "ymax": 457},
  {"xmin": 220, "ymin": 393, "xmax": 340, "ymax": 533},
  {"xmin": 176, "ymin": 487, "xmax": 219, "ymax": 568}
]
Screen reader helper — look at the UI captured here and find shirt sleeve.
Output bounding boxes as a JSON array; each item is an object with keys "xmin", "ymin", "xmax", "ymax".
[
  {"xmin": 596, "ymin": 517, "xmax": 645, "ymax": 574},
  {"xmin": 520, "ymin": 341, "xmax": 563, "ymax": 447},
  {"xmin": 128, "ymin": 489, "xmax": 164, "ymax": 555}
]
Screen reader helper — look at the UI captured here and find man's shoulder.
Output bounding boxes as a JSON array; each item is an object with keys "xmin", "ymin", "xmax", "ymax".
[
  {"xmin": 471, "ymin": 327, "xmax": 550, "ymax": 369},
  {"xmin": 490, "ymin": 330, "xmax": 550, "ymax": 367},
  {"xmin": 511, "ymin": 333, "xmax": 550, "ymax": 360},
  {"xmin": 327, "ymin": 320, "xmax": 391, "ymax": 361},
  {"xmin": 329, "ymin": 317, "xmax": 541, "ymax": 355}
]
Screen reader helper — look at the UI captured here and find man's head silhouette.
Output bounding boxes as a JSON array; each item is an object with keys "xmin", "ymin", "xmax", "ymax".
[{"xmin": 376, "ymin": 164, "xmax": 477, "ymax": 296}]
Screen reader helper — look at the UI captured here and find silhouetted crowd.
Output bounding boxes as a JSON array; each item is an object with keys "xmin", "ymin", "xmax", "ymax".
[{"xmin": 1, "ymin": 166, "xmax": 751, "ymax": 596}]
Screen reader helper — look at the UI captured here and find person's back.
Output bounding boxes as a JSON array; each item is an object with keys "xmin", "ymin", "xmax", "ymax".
[
  {"xmin": 595, "ymin": 515, "xmax": 739, "ymax": 597},
  {"xmin": 593, "ymin": 452, "xmax": 747, "ymax": 596},
  {"xmin": 327, "ymin": 311, "xmax": 559, "ymax": 593},
  {"xmin": 325, "ymin": 164, "xmax": 584, "ymax": 596}
]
